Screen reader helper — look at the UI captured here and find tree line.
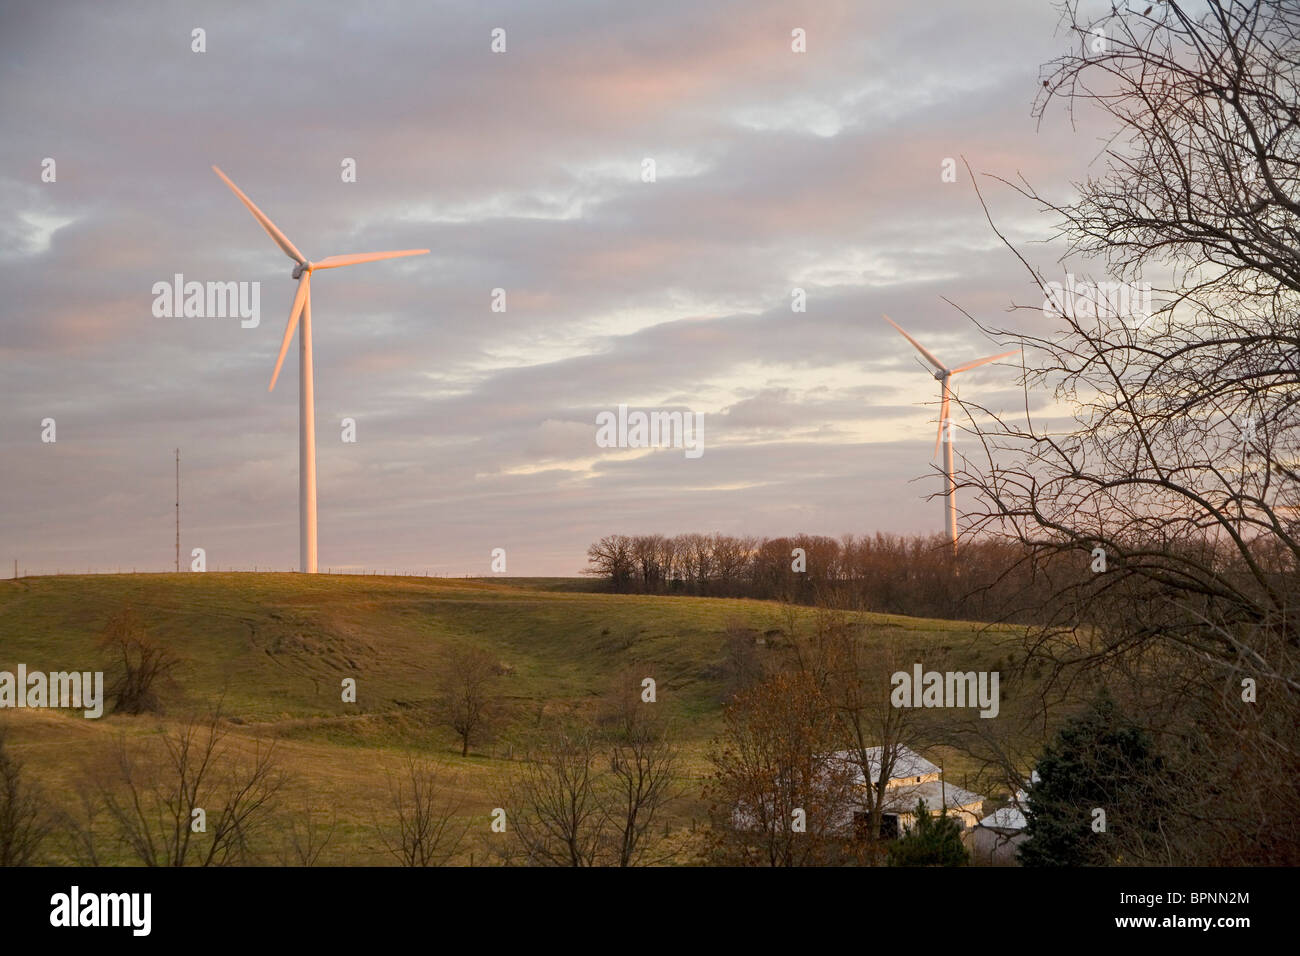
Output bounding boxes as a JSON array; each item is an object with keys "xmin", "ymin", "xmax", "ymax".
[{"xmin": 584, "ymin": 530, "xmax": 1096, "ymax": 623}]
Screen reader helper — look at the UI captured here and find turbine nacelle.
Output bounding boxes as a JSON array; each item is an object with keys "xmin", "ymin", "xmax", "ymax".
[{"xmin": 292, "ymin": 262, "xmax": 313, "ymax": 279}]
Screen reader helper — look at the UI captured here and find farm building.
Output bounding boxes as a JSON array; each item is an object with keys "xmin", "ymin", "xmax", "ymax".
[
  {"xmin": 964, "ymin": 772, "xmax": 1039, "ymax": 865},
  {"xmin": 729, "ymin": 745, "xmax": 987, "ymax": 840},
  {"xmin": 833, "ymin": 745, "xmax": 986, "ymax": 838}
]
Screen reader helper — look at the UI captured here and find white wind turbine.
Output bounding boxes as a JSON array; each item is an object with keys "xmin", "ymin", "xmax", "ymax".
[
  {"xmin": 213, "ymin": 166, "xmax": 428, "ymax": 573},
  {"xmin": 883, "ymin": 315, "xmax": 1019, "ymax": 553}
]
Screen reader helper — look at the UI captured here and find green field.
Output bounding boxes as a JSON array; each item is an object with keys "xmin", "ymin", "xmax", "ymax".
[{"xmin": 0, "ymin": 573, "xmax": 1034, "ymax": 865}]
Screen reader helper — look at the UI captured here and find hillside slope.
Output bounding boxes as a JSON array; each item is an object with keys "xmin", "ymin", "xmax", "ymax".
[{"xmin": 0, "ymin": 573, "xmax": 1023, "ymax": 864}]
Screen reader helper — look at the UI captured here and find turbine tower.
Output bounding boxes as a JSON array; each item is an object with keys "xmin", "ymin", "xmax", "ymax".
[
  {"xmin": 213, "ymin": 166, "xmax": 428, "ymax": 573},
  {"xmin": 883, "ymin": 315, "xmax": 1018, "ymax": 553}
]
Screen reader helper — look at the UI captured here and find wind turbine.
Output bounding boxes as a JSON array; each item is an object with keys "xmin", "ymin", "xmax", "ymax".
[
  {"xmin": 213, "ymin": 165, "xmax": 428, "ymax": 573},
  {"xmin": 883, "ymin": 315, "xmax": 1019, "ymax": 553}
]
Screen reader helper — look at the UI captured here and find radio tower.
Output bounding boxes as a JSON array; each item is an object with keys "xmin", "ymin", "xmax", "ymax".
[{"xmin": 175, "ymin": 448, "xmax": 181, "ymax": 572}]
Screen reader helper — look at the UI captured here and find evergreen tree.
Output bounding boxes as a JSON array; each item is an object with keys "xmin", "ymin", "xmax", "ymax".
[
  {"xmin": 1019, "ymin": 691, "xmax": 1168, "ymax": 866},
  {"xmin": 887, "ymin": 798, "xmax": 968, "ymax": 866}
]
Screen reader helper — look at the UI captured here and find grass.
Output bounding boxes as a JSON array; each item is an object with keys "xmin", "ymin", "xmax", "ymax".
[{"xmin": 0, "ymin": 572, "xmax": 1034, "ymax": 865}]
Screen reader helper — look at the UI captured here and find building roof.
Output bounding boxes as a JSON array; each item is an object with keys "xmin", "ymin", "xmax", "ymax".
[
  {"xmin": 882, "ymin": 779, "xmax": 986, "ymax": 814},
  {"xmin": 977, "ymin": 789, "xmax": 1029, "ymax": 830},
  {"xmin": 831, "ymin": 745, "xmax": 941, "ymax": 787},
  {"xmin": 978, "ymin": 806, "xmax": 1028, "ymax": 829}
]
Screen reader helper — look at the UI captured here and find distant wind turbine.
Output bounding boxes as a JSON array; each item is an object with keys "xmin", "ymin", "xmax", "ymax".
[
  {"xmin": 883, "ymin": 314, "xmax": 1019, "ymax": 553},
  {"xmin": 213, "ymin": 165, "xmax": 429, "ymax": 573}
]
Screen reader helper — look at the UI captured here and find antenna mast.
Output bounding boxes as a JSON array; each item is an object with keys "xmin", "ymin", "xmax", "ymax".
[{"xmin": 175, "ymin": 448, "xmax": 180, "ymax": 572}]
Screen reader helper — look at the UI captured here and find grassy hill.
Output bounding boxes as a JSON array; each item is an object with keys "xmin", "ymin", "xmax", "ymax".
[{"xmin": 0, "ymin": 573, "xmax": 1032, "ymax": 865}]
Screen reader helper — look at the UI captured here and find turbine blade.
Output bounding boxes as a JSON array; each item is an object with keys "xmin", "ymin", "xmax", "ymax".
[
  {"xmin": 949, "ymin": 348, "xmax": 1021, "ymax": 375},
  {"xmin": 212, "ymin": 165, "xmax": 305, "ymax": 265},
  {"xmin": 269, "ymin": 273, "xmax": 309, "ymax": 392},
  {"xmin": 882, "ymin": 314, "xmax": 946, "ymax": 373},
  {"xmin": 934, "ymin": 388, "xmax": 951, "ymax": 458},
  {"xmin": 311, "ymin": 249, "xmax": 430, "ymax": 270}
]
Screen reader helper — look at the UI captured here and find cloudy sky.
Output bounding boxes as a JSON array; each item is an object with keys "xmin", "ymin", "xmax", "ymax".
[{"xmin": 0, "ymin": 0, "xmax": 1108, "ymax": 576}]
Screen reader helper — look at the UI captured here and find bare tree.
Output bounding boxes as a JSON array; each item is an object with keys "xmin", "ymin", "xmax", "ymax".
[
  {"xmin": 376, "ymin": 756, "xmax": 468, "ymax": 866},
  {"xmin": 584, "ymin": 535, "xmax": 635, "ymax": 592},
  {"xmin": 0, "ymin": 726, "xmax": 50, "ymax": 866},
  {"xmin": 949, "ymin": 0, "xmax": 1300, "ymax": 862},
  {"xmin": 962, "ymin": 0, "xmax": 1300, "ymax": 686},
  {"xmin": 681, "ymin": 533, "xmax": 715, "ymax": 593},
  {"xmin": 598, "ymin": 676, "xmax": 682, "ymax": 866},
  {"xmin": 54, "ymin": 787, "xmax": 105, "ymax": 867},
  {"xmin": 777, "ymin": 597, "xmax": 940, "ymax": 854},
  {"xmin": 437, "ymin": 645, "xmax": 499, "ymax": 757},
  {"xmin": 507, "ymin": 724, "xmax": 605, "ymax": 866},
  {"xmin": 98, "ymin": 605, "xmax": 182, "ymax": 715},
  {"xmin": 710, "ymin": 533, "xmax": 755, "ymax": 596},
  {"xmin": 278, "ymin": 791, "xmax": 338, "ymax": 866},
  {"xmin": 86, "ymin": 709, "xmax": 284, "ymax": 866},
  {"xmin": 631, "ymin": 534, "xmax": 667, "ymax": 591},
  {"xmin": 832, "ymin": 637, "xmax": 927, "ymax": 851}
]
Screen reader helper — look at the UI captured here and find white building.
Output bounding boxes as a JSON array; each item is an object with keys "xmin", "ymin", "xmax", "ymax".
[
  {"xmin": 964, "ymin": 771, "xmax": 1039, "ymax": 865},
  {"xmin": 833, "ymin": 745, "xmax": 986, "ymax": 838}
]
